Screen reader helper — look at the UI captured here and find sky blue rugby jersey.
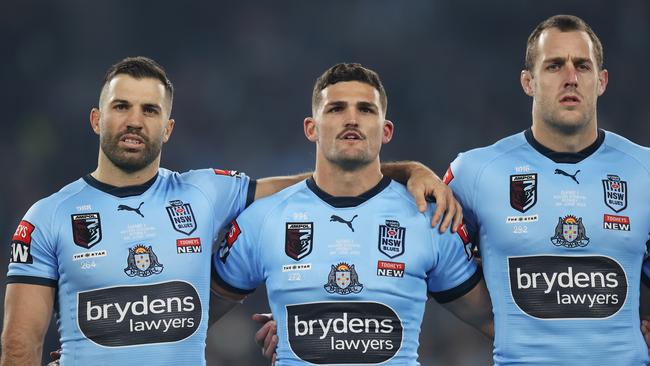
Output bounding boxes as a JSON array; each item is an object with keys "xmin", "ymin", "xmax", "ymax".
[
  {"xmin": 214, "ymin": 176, "xmax": 480, "ymax": 365},
  {"xmin": 7, "ymin": 167, "xmax": 253, "ymax": 365},
  {"xmin": 446, "ymin": 129, "xmax": 650, "ymax": 366}
]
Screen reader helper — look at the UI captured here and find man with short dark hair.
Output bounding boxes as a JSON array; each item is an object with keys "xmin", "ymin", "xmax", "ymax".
[
  {"xmin": 445, "ymin": 14, "xmax": 650, "ymax": 365},
  {"xmin": 212, "ymin": 63, "xmax": 493, "ymax": 365},
  {"xmin": 1, "ymin": 57, "xmax": 460, "ymax": 366}
]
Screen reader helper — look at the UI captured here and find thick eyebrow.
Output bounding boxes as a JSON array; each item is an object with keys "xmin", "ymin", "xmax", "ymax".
[
  {"xmin": 357, "ymin": 101, "xmax": 378, "ymax": 112},
  {"xmin": 110, "ymin": 99, "xmax": 162, "ymax": 113},
  {"xmin": 324, "ymin": 101, "xmax": 347, "ymax": 109}
]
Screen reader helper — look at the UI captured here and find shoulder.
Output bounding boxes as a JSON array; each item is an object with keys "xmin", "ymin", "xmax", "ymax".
[
  {"xmin": 452, "ymin": 131, "xmax": 527, "ymax": 173},
  {"xmin": 603, "ymin": 130, "xmax": 650, "ymax": 172},
  {"xmin": 27, "ymin": 178, "xmax": 88, "ymax": 217},
  {"xmin": 237, "ymin": 180, "xmax": 308, "ymax": 222},
  {"xmin": 175, "ymin": 168, "xmax": 247, "ymax": 183}
]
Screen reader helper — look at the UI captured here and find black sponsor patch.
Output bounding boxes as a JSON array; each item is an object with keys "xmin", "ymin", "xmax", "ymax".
[
  {"xmin": 602, "ymin": 174, "xmax": 627, "ymax": 213},
  {"xmin": 166, "ymin": 200, "xmax": 197, "ymax": 236},
  {"xmin": 508, "ymin": 255, "xmax": 627, "ymax": 319},
  {"xmin": 287, "ymin": 302, "xmax": 402, "ymax": 364},
  {"xmin": 378, "ymin": 220, "xmax": 405, "ymax": 258},
  {"xmin": 71, "ymin": 213, "xmax": 102, "ymax": 249},
  {"xmin": 78, "ymin": 281, "xmax": 201, "ymax": 347},
  {"xmin": 285, "ymin": 222, "xmax": 313, "ymax": 261},
  {"xmin": 510, "ymin": 174, "xmax": 537, "ymax": 213}
]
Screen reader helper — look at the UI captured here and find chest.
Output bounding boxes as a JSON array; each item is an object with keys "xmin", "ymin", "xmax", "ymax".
[
  {"xmin": 475, "ymin": 163, "xmax": 650, "ymax": 259},
  {"xmin": 259, "ymin": 207, "xmax": 434, "ymax": 302},
  {"xmin": 55, "ymin": 192, "xmax": 216, "ymax": 289}
]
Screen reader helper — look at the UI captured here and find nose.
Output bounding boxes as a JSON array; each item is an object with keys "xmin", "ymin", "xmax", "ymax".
[
  {"xmin": 343, "ymin": 110, "xmax": 359, "ymax": 127},
  {"xmin": 125, "ymin": 107, "xmax": 145, "ymax": 129},
  {"xmin": 563, "ymin": 63, "xmax": 579, "ymax": 89}
]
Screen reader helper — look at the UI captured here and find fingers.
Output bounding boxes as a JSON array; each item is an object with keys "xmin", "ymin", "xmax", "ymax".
[
  {"xmin": 252, "ymin": 313, "xmax": 273, "ymax": 324},
  {"xmin": 263, "ymin": 333, "xmax": 279, "ymax": 359},
  {"xmin": 254, "ymin": 316, "xmax": 275, "ymax": 348},
  {"xmin": 641, "ymin": 319, "xmax": 650, "ymax": 353},
  {"xmin": 408, "ymin": 182, "xmax": 427, "ymax": 213},
  {"xmin": 271, "ymin": 353, "xmax": 277, "ymax": 366},
  {"xmin": 452, "ymin": 200, "xmax": 464, "ymax": 233}
]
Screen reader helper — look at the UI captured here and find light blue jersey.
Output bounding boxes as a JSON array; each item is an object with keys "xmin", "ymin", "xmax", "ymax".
[
  {"xmin": 8, "ymin": 168, "xmax": 253, "ymax": 365},
  {"xmin": 214, "ymin": 177, "xmax": 480, "ymax": 365},
  {"xmin": 446, "ymin": 129, "xmax": 650, "ymax": 366}
]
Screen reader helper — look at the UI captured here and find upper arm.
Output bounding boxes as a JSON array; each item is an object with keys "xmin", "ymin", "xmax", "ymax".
[
  {"xmin": 2, "ymin": 283, "xmax": 55, "ymax": 347},
  {"xmin": 254, "ymin": 173, "xmax": 310, "ymax": 201},
  {"xmin": 440, "ymin": 278, "xmax": 494, "ymax": 338}
]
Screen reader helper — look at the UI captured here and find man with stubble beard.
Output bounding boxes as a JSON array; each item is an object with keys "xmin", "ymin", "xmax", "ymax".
[{"xmin": 2, "ymin": 57, "xmax": 461, "ymax": 366}]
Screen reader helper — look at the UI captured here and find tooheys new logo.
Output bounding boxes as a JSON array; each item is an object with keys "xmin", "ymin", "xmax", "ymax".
[
  {"xmin": 78, "ymin": 281, "xmax": 201, "ymax": 347},
  {"xmin": 509, "ymin": 255, "xmax": 627, "ymax": 319},
  {"xmin": 287, "ymin": 302, "xmax": 402, "ymax": 364}
]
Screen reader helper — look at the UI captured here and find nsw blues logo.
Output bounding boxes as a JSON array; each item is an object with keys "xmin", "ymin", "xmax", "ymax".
[
  {"xmin": 550, "ymin": 215, "xmax": 590, "ymax": 248},
  {"xmin": 378, "ymin": 220, "xmax": 405, "ymax": 258},
  {"xmin": 166, "ymin": 200, "xmax": 197, "ymax": 236},
  {"xmin": 510, "ymin": 174, "xmax": 537, "ymax": 213},
  {"xmin": 602, "ymin": 175, "xmax": 627, "ymax": 213},
  {"xmin": 124, "ymin": 245, "xmax": 164, "ymax": 277},
  {"xmin": 324, "ymin": 263, "xmax": 363, "ymax": 295},
  {"xmin": 71, "ymin": 213, "xmax": 102, "ymax": 249}
]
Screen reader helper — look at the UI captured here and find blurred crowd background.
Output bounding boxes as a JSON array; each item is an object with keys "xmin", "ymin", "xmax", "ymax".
[{"xmin": 2, "ymin": 1, "xmax": 649, "ymax": 365}]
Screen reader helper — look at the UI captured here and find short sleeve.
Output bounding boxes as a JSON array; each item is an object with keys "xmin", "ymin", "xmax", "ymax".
[
  {"xmin": 213, "ymin": 209, "xmax": 265, "ymax": 294},
  {"xmin": 7, "ymin": 200, "xmax": 59, "ymax": 287},
  {"xmin": 446, "ymin": 154, "xmax": 480, "ymax": 243},
  {"xmin": 426, "ymin": 228, "xmax": 481, "ymax": 303},
  {"xmin": 181, "ymin": 168, "xmax": 255, "ymax": 231}
]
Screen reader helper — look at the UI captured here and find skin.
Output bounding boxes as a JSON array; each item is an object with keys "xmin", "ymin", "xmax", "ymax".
[
  {"xmin": 4, "ymin": 74, "xmax": 462, "ymax": 366},
  {"xmin": 520, "ymin": 28, "xmax": 608, "ymax": 152},
  {"xmin": 304, "ymin": 81, "xmax": 393, "ymax": 196},
  {"xmin": 214, "ymin": 80, "xmax": 493, "ymax": 365}
]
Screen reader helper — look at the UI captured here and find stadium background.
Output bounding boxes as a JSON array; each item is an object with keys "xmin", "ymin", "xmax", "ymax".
[{"xmin": 2, "ymin": 1, "xmax": 649, "ymax": 365}]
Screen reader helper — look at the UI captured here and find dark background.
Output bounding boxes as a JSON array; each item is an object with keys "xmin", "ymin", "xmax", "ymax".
[{"xmin": 2, "ymin": 1, "xmax": 649, "ymax": 365}]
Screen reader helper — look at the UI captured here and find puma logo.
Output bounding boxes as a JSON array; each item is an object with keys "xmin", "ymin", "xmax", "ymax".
[
  {"xmin": 117, "ymin": 202, "xmax": 144, "ymax": 217},
  {"xmin": 330, "ymin": 214, "xmax": 358, "ymax": 232},
  {"xmin": 554, "ymin": 169, "xmax": 580, "ymax": 184}
]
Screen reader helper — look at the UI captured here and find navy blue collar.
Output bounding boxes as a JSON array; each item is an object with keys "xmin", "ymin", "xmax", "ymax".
[
  {"xmin": 525, "ymin": 128, "xmax": 605, "ymax": 164},
  {"xmin": 306, "ymin": 176, "xmax": 392, "ymax": 208},
  {"xmin": 83, "ymin": 173, "xmax": 158, "ymax": 198}
]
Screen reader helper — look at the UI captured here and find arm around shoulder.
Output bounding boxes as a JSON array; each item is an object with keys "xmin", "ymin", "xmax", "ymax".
[
  {"xmin": 1, "ymin": 283, "xmax": 55, "ymax": 366},
  {"xmin": 255, "ymin": 172, "xmax": 311, "ymax": 201}
]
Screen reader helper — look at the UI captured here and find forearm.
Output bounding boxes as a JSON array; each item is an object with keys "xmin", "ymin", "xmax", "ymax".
[
  {"xmin": 208, "ymin": 280, "xmax": 246, "ymax": 327},
  {"xmin": 255, "ymin": 172, "xmax": 311, "ymax": 200},
  {"xmin": 0, "ymin": 333, "xmax": 43, "ymax": 366},
  {"xmin": 381, "ymin": 161, "xmax": 436, "ymax": 184}
]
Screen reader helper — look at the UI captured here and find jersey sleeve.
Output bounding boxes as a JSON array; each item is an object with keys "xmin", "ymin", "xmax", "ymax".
[
  {"xmin": 7, "ymin": 199, "xmax": 59, "ymax": 287},
  {"xmin": 212, "ymin": 207, "xmax": 265, "ymax": 294},
  {"xmin": 182, "ymin": 168, "xmax": 256, "ymax": 230},
  {"xmin": 446, "ymin": 154, "xmax": 480, "ymax": 244},
  {"xmin": 426, "ymin": 227, "xmax": 481, "ymax": 303}
]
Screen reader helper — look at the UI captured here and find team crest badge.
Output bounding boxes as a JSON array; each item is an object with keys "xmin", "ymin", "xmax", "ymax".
[
  {"xmin": 602, "ymin": 175, "xmax": 627, "ymax": 213},
  {"xmin": 71, "ymin": 213, "xmax": 102, "ymax": 249},
  {"xmin": 510, "ymin": 174, "xmax": 537, "ymax": 213},
  {"xmin": 324, "ymin": 262, "xmax": 363, "ymax": 295},
  {"xmin": 550, "ymin": 215, "xmax": 590, "ymax": 248},
  {"xmin": 285, "ymin": 222, "xmax": 313, "ymax": 261},
  {"xmin": 124, "ymin": 245, "xmax": 163, "ymax": 277},
  {"xmin": 166, "ymin": 200, "xmax": 197, "ymax": 235},
  {"xmin": 378, "ymin": 220, "xmax": 406, "ymax": 258}
]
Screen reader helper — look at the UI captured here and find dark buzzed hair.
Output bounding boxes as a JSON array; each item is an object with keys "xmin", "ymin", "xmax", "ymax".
[
  {"xmin": 101, "ymin": 56, "xmax": 174, "ymax": 104},
  {"xmin": 312, "ymin": 63, "xmax": 387, "ymax": 113},
  {"xmin": 525, "ymin": 15, "xmax": 604, "ymax": 71}
]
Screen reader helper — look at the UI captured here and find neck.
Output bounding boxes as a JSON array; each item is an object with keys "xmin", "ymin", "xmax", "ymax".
[
  {"xmin": 530, "ymin": 120, "xmax": 598, "ymax": 153},
  {"xmin": 312, "ymin": 157, "xmax": 383, "ymax": 197},
  {"xmin": 92, "ymin": 150, "xmax": 160, "ymax": 187}
]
